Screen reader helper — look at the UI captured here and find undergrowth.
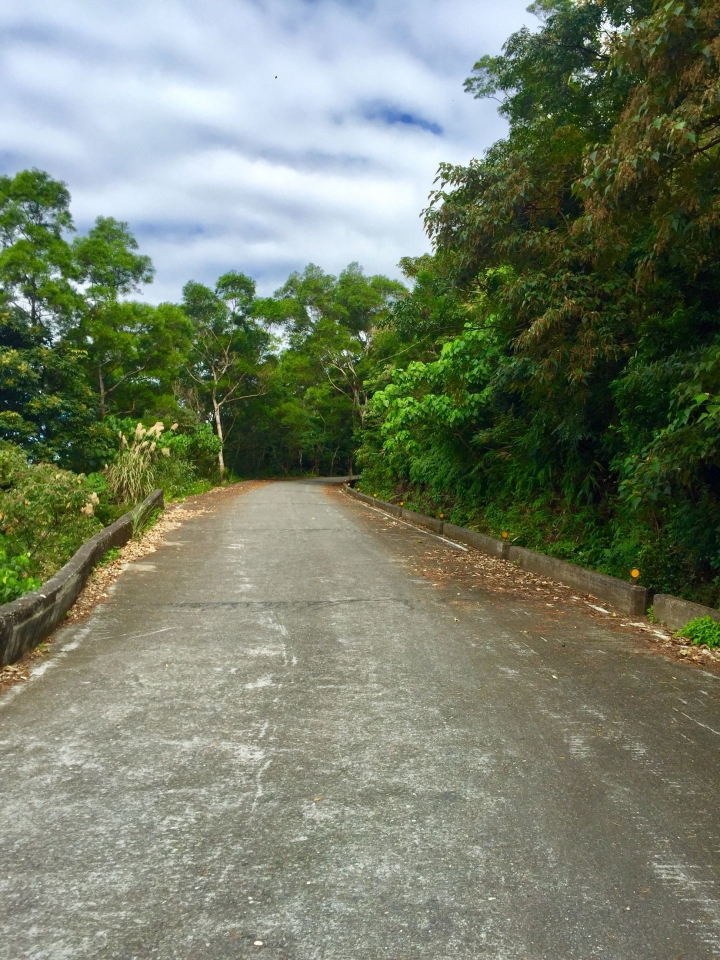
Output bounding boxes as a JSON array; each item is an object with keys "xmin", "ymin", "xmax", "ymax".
[{"xmin": 675, "ymin": 616, "xmax": 720, "ymax": 648}]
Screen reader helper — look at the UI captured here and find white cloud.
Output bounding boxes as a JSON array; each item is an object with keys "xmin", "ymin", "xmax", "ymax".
[{"xmin": 0, "ymin": 0, "xmax": 535, "ymax": 301}]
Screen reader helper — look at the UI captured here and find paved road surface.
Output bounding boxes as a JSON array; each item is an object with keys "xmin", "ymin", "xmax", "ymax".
[{"xmin": 1, "ymin": 480, "xmax": 719, "ymax": 959}]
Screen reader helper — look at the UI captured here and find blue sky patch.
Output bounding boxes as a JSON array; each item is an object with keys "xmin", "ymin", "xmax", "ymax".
[{"xmin": 362, "ymin": 101, "xmax": 443, "ymax": 136}]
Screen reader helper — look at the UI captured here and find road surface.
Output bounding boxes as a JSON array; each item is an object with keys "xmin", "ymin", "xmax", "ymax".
[{"xmin": 1, "ymin": 479, "xmax": 719, "ymax": 959}]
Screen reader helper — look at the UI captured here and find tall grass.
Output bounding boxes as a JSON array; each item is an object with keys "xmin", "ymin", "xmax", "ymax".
[{"xmin": 106, "ymin": 421, "xmax": 175, "ymax": 505}]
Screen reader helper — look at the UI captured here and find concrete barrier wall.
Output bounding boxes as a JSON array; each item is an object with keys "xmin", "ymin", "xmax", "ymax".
[
  {"xmin": 508, "ymin": 545, "xmax": 648, "ymax": 617},
  {"xmin": 343, "ymin": 485, "xmax": 649, "ymax": 617},
  {"xmin": 0, "ymin": 490, "xmax": 163, "ymax": 667},
  {"xmin": 442, "ymin": 523, "xmax": 508, "ymax": 560},
  {"xmin": 344, "ymin": 488, "xmax": 402, "ymax": 517},
  {"xmin": 349, "ymin": 490, "xmax": 377, "ymax": 507},
  {"xmin": 401, "ymin": 509, "xmax": 443, "ymax": 534},
  {"xmin": 653, "ymin": 594, "xmax": 720, "ymax": 632}
]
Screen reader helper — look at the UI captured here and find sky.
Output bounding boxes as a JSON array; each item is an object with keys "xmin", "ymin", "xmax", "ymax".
[{"xmin": 0, "ymin": 0, "xmax": 536, "ymax": 302}]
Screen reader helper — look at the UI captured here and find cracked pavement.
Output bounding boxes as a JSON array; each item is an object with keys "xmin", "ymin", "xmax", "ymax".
[{"xmin": 1, "ymin": 479, "xmax": 719, "ymax": 959}]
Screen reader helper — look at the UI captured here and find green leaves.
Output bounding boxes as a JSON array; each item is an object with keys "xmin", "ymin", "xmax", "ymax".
[
  {"xmin": 0, "ymin": 445, "xmax": 102, "ymax": 581},
  {"xmin": 358, "ymin": 0, "xmax": 720, "ymax": 604},
  {"xmin": 0, "ymin": 546, "xmax": 40, "ymax": 604},
  {"xmin": 73, "ymin": 216, "xmax": 154, "ymax": 302}
]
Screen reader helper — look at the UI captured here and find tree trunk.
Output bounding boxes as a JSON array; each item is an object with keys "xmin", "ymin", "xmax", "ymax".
[
  {"xmin": 98, "ymin": 364, "xmax": 106, "ymax": 420},
  {"xmin": 212, "ymin": 393, "xmax": 225, "ymax": 476}
]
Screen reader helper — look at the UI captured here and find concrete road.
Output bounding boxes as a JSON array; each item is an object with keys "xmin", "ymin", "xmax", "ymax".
[{"xmin": 1, "ymin": 480, "xmax": 719, "ymax": 960}]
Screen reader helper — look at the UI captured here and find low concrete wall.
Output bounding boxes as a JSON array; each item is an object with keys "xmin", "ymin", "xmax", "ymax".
[
  {"xmin": 343, "ymin": 485, "xmax": 649, "ymax": 617},
  {"xmin": 401, "ymin": 509, "xmax": 443, "ymax": 534},
  {"xmin": 345, "ymin": 488, "xmax": 720, "ymax": 625},
  {"xmin": 443, "ymin": 523, "xmax": 508, "ymax": 560},
  {"xmin": 344, "ymin": 487, "xmax": 402, "ymax": 516},
  {"xmin": 344, "ymin": 488, "xmax": 442, "ymax": 528},
  {"xmin": 653, "ymin": 594, "xmax": 720, "ymax": 632},
  {"xmin": 508, "ymin": 545, "xmax": 648, "ymax": 617},
  {"xmin": 0, "ymin": 490, "xmax": 163, "ymax": 667},
  {"xmin": 348, "ymin": 489, "xmax": 374, "ymax": 506}
]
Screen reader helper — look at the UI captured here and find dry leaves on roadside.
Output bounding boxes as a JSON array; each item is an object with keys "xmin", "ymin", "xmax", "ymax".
[
  {"xmin": 0, "ymin": 482, "xmax": 262, "ymax": 693},
  {"xmin": 334, "ymin": 488, "xmax": 720, "ymax": 672},
  {"xmin": 63, "ymin": 503, "xmax": 203, "ymax": 625}
]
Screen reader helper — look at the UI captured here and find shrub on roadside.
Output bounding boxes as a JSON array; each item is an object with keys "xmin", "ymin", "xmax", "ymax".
[
  {"xmin": 105, "ymin": 420, "xmax": 219, "ymax": 504},
  {"xmin": 676, "ymin": 616, "xmax": 720, "ymax": 649},
  {"xmin": 164, "ymin": 423, "xmax": 222, "ymax": 479},
  {"xmin": 0, "ymin": 443, "xmax": 102, "ymax": 583},
  {"xmin": 153, "ymin": 454, "xmax": 197, "ymax": 499},
  {"xmin": 0, "ymin": 545, "xmax": 40, "ymax": 603}
]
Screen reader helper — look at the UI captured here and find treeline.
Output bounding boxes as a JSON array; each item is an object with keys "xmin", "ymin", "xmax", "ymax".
[
  {"xmin": 0, "ymin": 169, "xmax": 403, "ymax": 597},
  {"xmin": 3, "ymin": 0, "xmax": 720, "ymax": 607},
  {"xmin": 357, "ymin": 0, "xmax": 720, "ymax": 606},
  {"xmin": 0, "ymin": 169, "xmax": 404, "ymax": 479}
]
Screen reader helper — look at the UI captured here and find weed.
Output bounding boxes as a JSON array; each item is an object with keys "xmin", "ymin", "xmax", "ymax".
[
  {"xmin": 675, "ymin": 616, "xmax": 720, "ymax": 648},
  {"xmin": 99, "ymin": 547, "xmax": 122, "ymax": 565},
  {"xmin": 132, "ymin": 507, "xmax": 162, "ymax": 540}
]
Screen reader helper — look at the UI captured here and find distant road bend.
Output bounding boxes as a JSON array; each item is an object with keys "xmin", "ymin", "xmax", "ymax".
[{"xmin": 0, "ymin": 479, "xmax": 719, "ymax": 959}]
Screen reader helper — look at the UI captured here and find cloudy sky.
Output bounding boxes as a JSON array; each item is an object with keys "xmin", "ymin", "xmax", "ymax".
[{"xmin": 1, "ymin": 0, "xmax": 535, "ymax": 301}]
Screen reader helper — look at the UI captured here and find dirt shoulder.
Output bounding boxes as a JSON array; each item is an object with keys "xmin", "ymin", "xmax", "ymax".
[
  {"xmin": 331, "ymin": 485, "xmax": 720, "ymax": 676},
  {"xmin": 0, "ymin": 481, "xmax": 264, "ymax": 693}
]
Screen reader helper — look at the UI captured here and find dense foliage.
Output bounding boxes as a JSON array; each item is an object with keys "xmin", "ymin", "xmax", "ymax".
[
  {"xmin": 0, "ymin": 443, "xmax": 101, "ymax": 596},
  {"xmin": 357, "ymin": 0, "xmax": 720, "ymax": 606}
]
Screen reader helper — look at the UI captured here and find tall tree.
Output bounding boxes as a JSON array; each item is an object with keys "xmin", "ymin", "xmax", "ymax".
[
  {"xmin": 182, "ymin": 272, "xmax": 271, "ymax": 475},
  {"xmin": 69, "ymin": 218, "xmax": 193, "ymax": 420},
  {"xmin": 0, "ymin": 170, "xmax": 97, "ymax": 465},
  {"xmin": 269, "ymin": 263, "xmax": 406, "ymax": 429},
  {"xmin": 0, "ymin": 168, "xmax": 80, "ymax": 339}
]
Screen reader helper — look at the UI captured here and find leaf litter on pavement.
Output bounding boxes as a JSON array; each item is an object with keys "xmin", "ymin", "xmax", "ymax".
[
  {"xmin": 0, "ymin": 481, "xmax": 263, "ymax": 693},
  {"xmin": 331, "ymin": 486, "xmax": 720, "ymax": 675}
]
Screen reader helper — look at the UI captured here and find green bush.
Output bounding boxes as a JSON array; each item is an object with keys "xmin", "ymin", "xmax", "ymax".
[
  {"xmin": 0, "ymin": 444, "xmax": 102, "ymax": 582},
  {"xmin": 675, "ymin": 616, "xmax": 720, "ymax": 649},
  {"xmin": 0, "ymin": 544, "xmax": 40, "ymax": 603},
  {"xmin": 153, "ymin": 454, "xmax": 197, "ymax": 499},
  {"xmin": 165, "ymin": 423, "xmax": 221, "ymax": 478}
]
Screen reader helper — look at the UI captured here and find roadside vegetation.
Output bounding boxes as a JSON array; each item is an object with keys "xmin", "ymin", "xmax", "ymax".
[
  {"xmin": 356, "ymin": 0, "xmax": 720, "ymax": 607},
  {"xmin": 2, "ymin": 0, "xmax": 719, "ymax": 607}
]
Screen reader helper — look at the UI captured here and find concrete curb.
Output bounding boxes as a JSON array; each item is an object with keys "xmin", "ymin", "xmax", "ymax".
[
  {"xmin": 401, "ymin": 508, "xmax": 443, "ymax": 535},
  {"xmin": 653, "ymin": 594, "xmax": 720, "ymax": 632},
  {"xmin": 507, "ymin": 545, "xmax": 647, "ymax": 617},
  {"xmin": 342, "ymin": 486, "xmax": 648, "ymax": 617},
  {"xmin": 0, "ymin": 490, "xmax": 163, "ymax": 667},
  {"xmin": 443, "ymin": 522, "xmax": 508, "ymax": 560}
]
